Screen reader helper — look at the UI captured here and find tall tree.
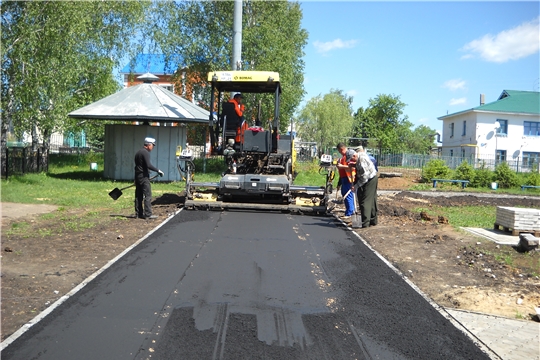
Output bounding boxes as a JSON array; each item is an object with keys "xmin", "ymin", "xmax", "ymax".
[
  {"xmin": 151, "ymin": 0, "xmax": 308, "ymax": 133},
  {"xmin": 402, "ymin": 124, "xmax": 438, "ymax": 154},
  {"xmin": 1, "ymin": 1, "xmax": 149, "ymax": 150},
  {"xmin": 352, "ymin": 94, "xmax": 408, "ymax": 152},
  {"xmin": 351, "ymin": 94, "xmax": 436, "ymax": 153},
  {"xmin": 297, "ymin": 89, "xmax": 354, "ymax": 155}
]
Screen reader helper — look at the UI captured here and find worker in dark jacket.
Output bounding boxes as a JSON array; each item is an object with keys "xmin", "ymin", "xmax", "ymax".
[
  {"xmin": 134, "ymin": 137, "xmax": 163, "ymax": 219},
  {"xmin": 353, "ymin": 146, "xmax": 378, "ymax": 228}
]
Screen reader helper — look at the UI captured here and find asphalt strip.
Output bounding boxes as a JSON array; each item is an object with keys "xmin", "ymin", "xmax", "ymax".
[
  {"xmin": 1, "ymin": 210, "xmax": 500, "ymax": 359},
  {"xmin": 335, "ymin": 216, "xmax": 501, "ymax": 360},
  {"xmin": 0, "ymin": 208, "xmax": 183, "ymax": 351}
]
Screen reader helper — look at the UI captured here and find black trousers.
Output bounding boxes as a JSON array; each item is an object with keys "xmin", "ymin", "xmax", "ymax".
[
  {"xmin": 357, "ymin": 175, "xmax": 378, "ymax": 228},
  {"xmin": 135, "ymin": 176, "xmax": 152, "ymax": 218}
]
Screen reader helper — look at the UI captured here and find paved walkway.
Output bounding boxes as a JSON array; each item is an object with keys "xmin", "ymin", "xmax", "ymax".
[
  {"xmin": 3, "ymin": 199, "xmax": 539, "ymax": 359},
  {"xmin": 446, "ymin": 308, "xmax": 539, "ymax": 360}
]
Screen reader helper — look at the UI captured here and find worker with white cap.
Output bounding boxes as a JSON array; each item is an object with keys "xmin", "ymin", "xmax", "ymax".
[{"xmin": 134, "ymin": 137, "xmax": 164, "ymax": 219}]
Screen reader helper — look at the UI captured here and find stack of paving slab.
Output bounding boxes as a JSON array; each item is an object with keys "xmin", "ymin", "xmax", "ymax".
[{"xmin": 495, "ymin": 207, "xmax": 540, "ymax": 235}]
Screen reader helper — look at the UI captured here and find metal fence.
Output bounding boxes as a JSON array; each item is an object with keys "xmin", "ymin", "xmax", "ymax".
[
  {"xmin": 2, "ymin": 132, "xmax": 94, "ymax": 179},
  {"xmin": 1, "ymin": 146, "xmax": 49, "ymax": 179},
  {"xmin": 8, "ymin": 133, "xmax": 94, "ymax": 154},
  {"xmin": 439, "ymin": 154, "xmax": 539, "ymax": 173}
]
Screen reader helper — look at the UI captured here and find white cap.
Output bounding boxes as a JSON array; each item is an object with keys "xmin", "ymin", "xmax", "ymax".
[{"xmin": 144, "ymin": 137, "xmax": 156, "ymax": 145}]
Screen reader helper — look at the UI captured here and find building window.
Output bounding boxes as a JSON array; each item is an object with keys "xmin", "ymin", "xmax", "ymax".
[
  {"xmin": 461, "ymin": 148, "xmax": 466, "ymax": 158},
  {"xmin": 496, "ymin": 150, "xmax": 506, "ymax": 164},
  {"xmin": 523, "ymin": 152, "xmax": 540, "ymax": 169},
  {"xmin": 449, "ymin": 149, "xmax": 453, "ymax": 157},
  {"xmin": 450, "ymin": 123, "xmax": 454, "ymax": 138},
  {"xmin": 524, "ymin": 121, "xmax": 540, "ymax": 136},
  {"xmin": 462, "ymin": 121, "xmax": 466, "ymax": 136},
  {"xmin": 496, "ymin": 119, "xmax": 508, "ymax": 135},
  {"xmin": 160, "ymin": 84, "xmax": 174, "ymax": 92}
]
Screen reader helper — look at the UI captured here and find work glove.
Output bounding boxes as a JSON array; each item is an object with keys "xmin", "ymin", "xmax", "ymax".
[{"xmin": 158, "ymin": 170, "xmax": 164, "ymax": 177}]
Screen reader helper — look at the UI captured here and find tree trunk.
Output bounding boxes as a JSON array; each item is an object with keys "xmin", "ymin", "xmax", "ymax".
[
  {"xmin": 42, "ymin": 128, "xmax": 51, "ymax": 151},
  {"xmin": 31, "ymin": 124, "xmax": 39, "ymax": 151}
]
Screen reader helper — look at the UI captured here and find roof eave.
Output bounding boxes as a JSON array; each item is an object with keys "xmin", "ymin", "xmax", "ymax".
[{"xmin": 68, "ymin": 114, "xmax": 208, "ymax": 124}]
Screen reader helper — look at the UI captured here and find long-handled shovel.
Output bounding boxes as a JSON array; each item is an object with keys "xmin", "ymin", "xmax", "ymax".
[
  {"xmin": 108, "ymin": 175, "xmax": 158, "ymax": 201},
  {"xmin": 351, "ymin": 187, "xmax": 362, "ymax": 228}
]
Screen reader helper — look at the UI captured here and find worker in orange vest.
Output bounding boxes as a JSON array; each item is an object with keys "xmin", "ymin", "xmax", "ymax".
[
  {"xmin": 336, "ymin": 142, "xmax": 356, "ymax": 219},
  {"xmin": 228, "ymin": 93, "xmax": 245, "ymax": 118},
  {"xmin": 228, "ymin": 93, "xmax": 246, "ymax": 143}
]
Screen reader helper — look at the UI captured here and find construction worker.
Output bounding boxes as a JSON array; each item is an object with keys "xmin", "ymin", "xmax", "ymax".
[
  {"xmin": 134, "ymin": 137, "xmax": 164, "ymax": 219},
  {"xmin": 228, "ymin": 93, "xmax": 247, "ymax": 144},
  {"xmin": 336, "ymin": 142, "xmax": 356, "ymax": 219},
  {"xmin": 353, "ymin": 146, "xmax": 378, "ymax": 228},
  {"xmin": 228, "ymin": 93, "xmax": 245, "ymax": 118}
]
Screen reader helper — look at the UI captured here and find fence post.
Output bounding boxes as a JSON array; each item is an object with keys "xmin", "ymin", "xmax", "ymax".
[
  {"xmin": 5, "ymin": 147, "xmax": 9, "ymax": 180},
  {"xmin": 22, "ymin": 147, "xmax": 26, "ymax": 175}
]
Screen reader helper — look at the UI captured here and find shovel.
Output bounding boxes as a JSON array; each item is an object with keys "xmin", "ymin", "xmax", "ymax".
[
  {"xmin": 351, "ymin": 187, "xmax": 362, "ymax": 228},
  {"xmin": 108, "ymin": 175, "xmax": 159, "ymax": 201}
]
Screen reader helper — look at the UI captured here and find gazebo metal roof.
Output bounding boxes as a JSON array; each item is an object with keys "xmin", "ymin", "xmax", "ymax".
[{"xmin": 68, "ymin": 73, "xmax": 209, "ymax": 123}]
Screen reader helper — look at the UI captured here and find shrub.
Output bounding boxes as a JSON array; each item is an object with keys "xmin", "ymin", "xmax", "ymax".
[
  {"xmin": 470, "ymin": 162, "xmax": 493, "ymax": 188},
  {"xmin": 453, "ymin": 160, "xmax": 475, "ymax": 183},
  {"xmin": 525, "ymin": 170, "xmax": 540, "ymax": 186},
  {"xmin": 494, "ymin": 162, "xmax": 519, "ymax": 188},
  {"xmin": 422, "ymin": 159, "xmax": 451, "ymax": 183}
]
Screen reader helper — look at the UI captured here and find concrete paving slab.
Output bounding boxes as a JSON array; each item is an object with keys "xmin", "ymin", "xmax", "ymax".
[
  {"xmin": 462, "ymin": 227, "xmax": 520, "ymax": 246},
  {"xmin": 446, "ymin": 308, "xmax": 540, "ymax": 360}
]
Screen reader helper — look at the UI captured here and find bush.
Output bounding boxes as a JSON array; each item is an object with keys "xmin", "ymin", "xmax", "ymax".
[
  {"xmin": 493, "ymin": 162, "xmax": 519, "ymax": 188},
  {"xmin": 470, "ymin": 162, "xmax": 493, "ymax": 188},
  {"xmin": 453, "ymin": 160, "xmax": 475, "ymax": 182},
  {"xmin": 422, "ymin": 159, "xmax": 451, "ymax": 183},
  {"xmin": 525, "ymin": 170, "xmax": 540, "ymax": 186}
]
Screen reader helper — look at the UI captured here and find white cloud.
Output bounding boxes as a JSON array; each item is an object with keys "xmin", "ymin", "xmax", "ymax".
[
  {"xmin": 346, "ymin": 89, "xmax": 357, "ymax": 98},
  {"xmin": 461, "ymin": 16, "xmax": 540, "ymax": 63},
  {"xmin": 442, "ymin": 79, "xmax": 467, "ymax": 91},
  {"xmin": 314, "ymin": 38, "xmax": 358, "ymax": 53},
  {"xmin": 449, "ymin": 97, "xmax": 467, "ymax": 106},
  {"xmin": 418, "ymin": 117, "xmax": 429, "ymax": 124}
]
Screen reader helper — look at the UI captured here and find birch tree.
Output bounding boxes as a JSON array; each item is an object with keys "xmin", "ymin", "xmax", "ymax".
[
  {"xmin": 1, "ymin": 1, "xmax": 149, "ymax": 150},
  {"xmin": 151, "ymin": 0, "xmax": 308, "ymax": 132},
  {"xmin": 297, "ymin": 90, "xmax": 354, "ymax": 155}
]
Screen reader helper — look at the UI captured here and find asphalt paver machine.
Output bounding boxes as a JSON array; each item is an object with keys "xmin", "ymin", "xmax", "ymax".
[{"xmin": 182, "ymin": 70, "xmax": 334, "ymax": 213}]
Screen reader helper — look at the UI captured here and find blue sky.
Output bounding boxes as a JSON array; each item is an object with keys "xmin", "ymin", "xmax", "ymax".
[{"xmin": 299, "ymin": 1, "xmax": 539, "ymax": 134}]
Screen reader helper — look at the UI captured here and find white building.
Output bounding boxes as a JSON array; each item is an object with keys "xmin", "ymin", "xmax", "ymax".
[{"xmin": 438, "ymin": 90, "xmax": 540, "ymax": 171}]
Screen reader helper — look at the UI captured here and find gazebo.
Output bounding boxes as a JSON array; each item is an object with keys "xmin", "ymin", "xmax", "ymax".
[{"xmin": 69, "ymin": 73, "xmax": 210, "ymax": 181}]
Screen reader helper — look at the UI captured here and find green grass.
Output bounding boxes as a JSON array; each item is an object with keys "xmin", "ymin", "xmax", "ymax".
[
  {"xmin": 294, "ymin": 161, "xmax": 330, "ymax": 187},
  {"xmin": 415, "ymin": 205, "xmax": 496, "ymax": 228},
  {"xmin": 494, "ymin": 253, "xmax": 514, "ymax": 266},
  {"xmin": 1, "ymin": 154, "xmax": 185, "ymax": 234}
]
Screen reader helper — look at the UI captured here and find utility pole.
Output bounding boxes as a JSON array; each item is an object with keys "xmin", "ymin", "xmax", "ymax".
[{"xmin": 232, "ymin": 0, "xmax": 242, "ymax": 71}]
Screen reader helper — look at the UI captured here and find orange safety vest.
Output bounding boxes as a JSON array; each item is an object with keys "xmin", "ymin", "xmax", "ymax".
[
  {"xmin": 228, "ymin": 98, "xmax": 244, "ymax": 117},
  {"xmin": 338, "ymin": 155, "xmax": 356, "ymax": 183}
]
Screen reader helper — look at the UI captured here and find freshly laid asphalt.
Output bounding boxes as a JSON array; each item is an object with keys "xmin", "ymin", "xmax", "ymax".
[{"xmin": 1, "ymin": 209, "xmax": 499, "ymax": 359}]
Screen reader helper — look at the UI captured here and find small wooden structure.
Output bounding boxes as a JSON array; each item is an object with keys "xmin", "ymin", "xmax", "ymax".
[{"xmin": 69, "ymin": 73, "xmax": 209, "ymax": 181}]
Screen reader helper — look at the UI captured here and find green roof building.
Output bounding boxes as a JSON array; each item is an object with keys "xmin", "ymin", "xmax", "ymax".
[{"xmin": 437, "ymin": 90, "xmax": 540, "ymax": 171}]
